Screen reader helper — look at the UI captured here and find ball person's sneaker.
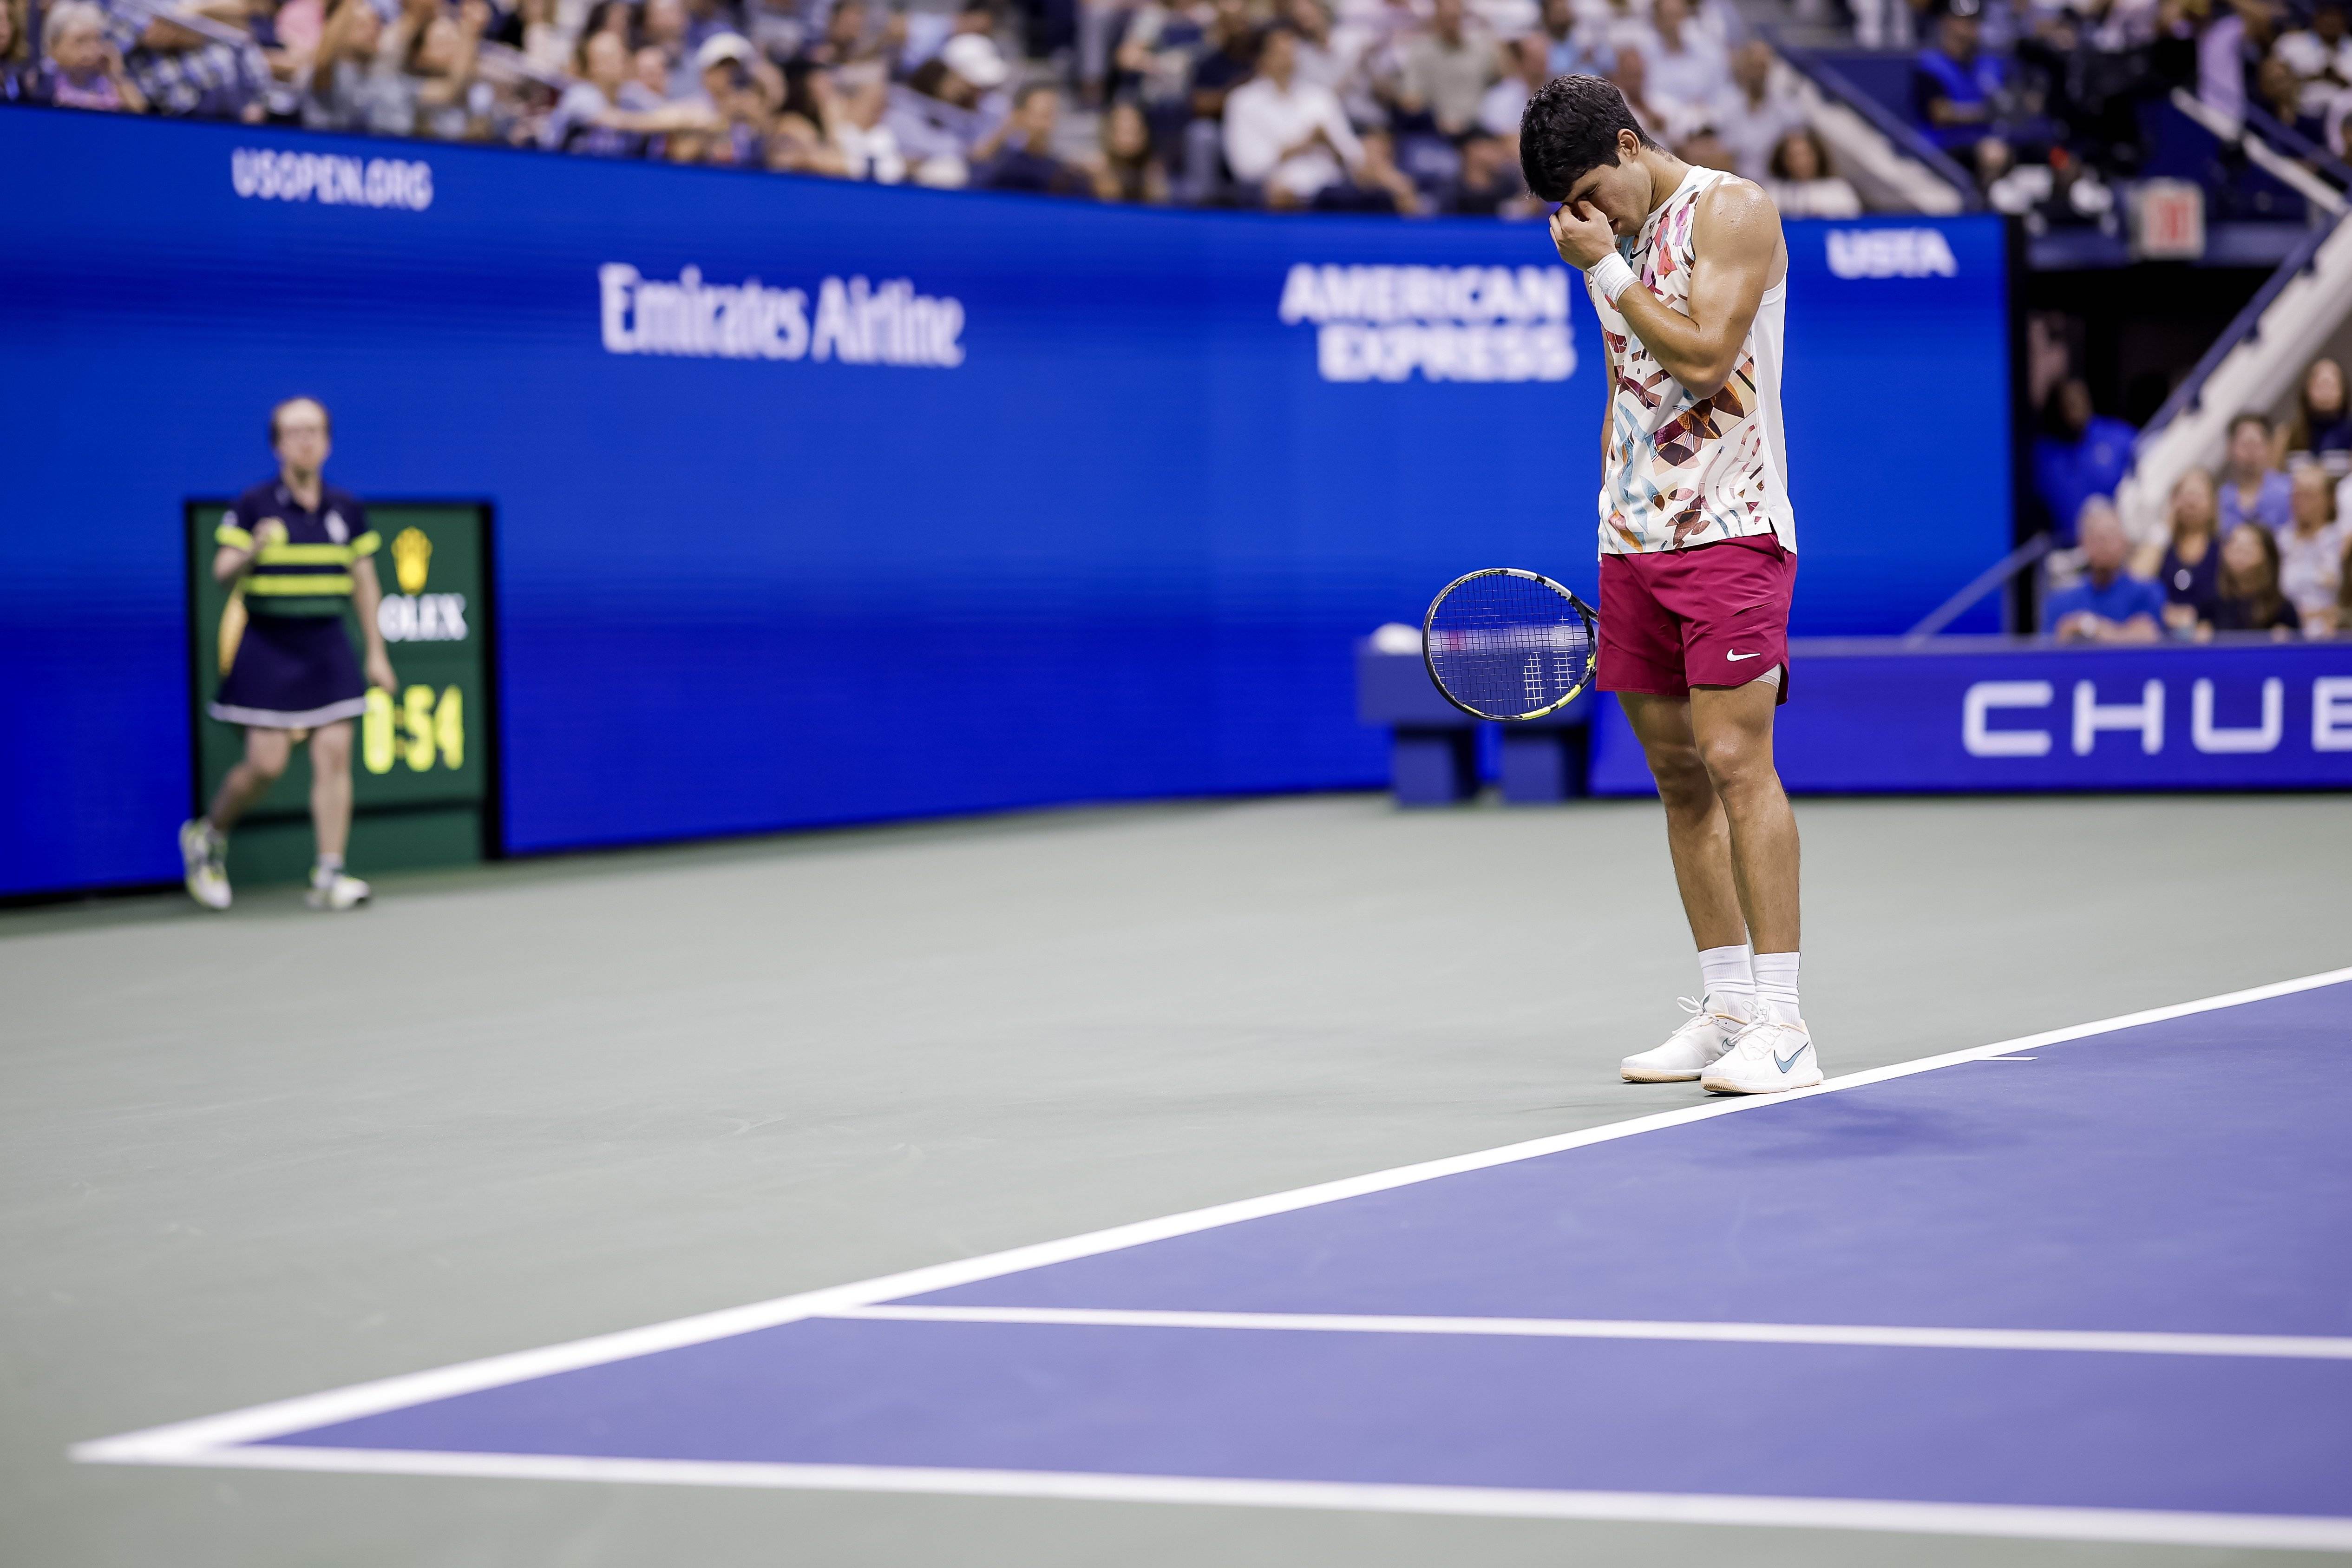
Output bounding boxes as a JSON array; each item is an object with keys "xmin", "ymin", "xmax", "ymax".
[
  {"xmin": 1700, "ymin": 1005, "xmax": 1823, "ymax": 1095},
  {"xmin": 1621, "ymin": 993, "xmax": 1753, "ymax": 1083},
  {"xmin": 177, "ymin": 819, "xmax": 231, "ymax": 911},
  {"xmin": 305, "ymin": 869, "xmax": 372, "ymax": 912}
]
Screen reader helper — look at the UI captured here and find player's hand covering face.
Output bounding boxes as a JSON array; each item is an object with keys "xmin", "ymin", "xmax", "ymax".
[{"xmin": 1549, "ymin": 201, "xmax": 1619, "ymax": 268}]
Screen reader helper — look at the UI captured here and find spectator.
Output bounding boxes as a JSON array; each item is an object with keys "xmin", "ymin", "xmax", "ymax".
[
  {"xmin": 630, "ymin": 44, "xmax": 671, "ymax": 101},
  {"xmin": 511, "ymin": 0, "xmax": 577, "ymax": 79},
  {"xmin": 764, "ymin": 105, "xmax": 852, "ymax": 175},
  {"xmin": 1451, "ymin": 125, "xmax": 1527, "ymax": 213},
  {"xmin": 1094, "ymin": 96, "xmax": 1170, "ymax": 201},
  {"xmin": 2218, "ymin": 411, "xmax": 2293, "ymax": 533},
  {"xmin": 1476, "ymin": 32, "xmax": 1548, "ymax": 138},
  {"xmin": 1914, "ymin": 0, "xmax": 2009, "ymax": 153},
  {"xmin": 2283, "ymin": 357, "xmax": 2352, "ymax": 465},
  {"xmin": 1356, "ymin": 124, "xmax": 1430, "ymax": 211},
  {"xmin": 1395, "ymin": 0, "xmax": 1492, "ymax": 140},
  {"xmin": 1674, "ymin": 122, "xmax": 1732, "ymax": 169},
  {"xmin": 1537, "ymin": 0, "xmax": 1609, "ymax": 77},
  {"xmin": 2, "ymin": 0, "xmax": 47, "ymax": 103},
  {"xmin": 306, "ymin": 0, "xmax": 411, "ymax": 134},
  {"xmin": 1283, "ymin": 0, "xmax": 1346, "ymax": 96},
  {"xmin": 2277, "ymin": 465, "xmax": 2349, "ymax": 622},
  {"xmin": 2140, "ymin": 466, "xmax": 2224, "ymax": 635},
  {"xmin": 641, "ymin": 0, "xmax": 692, "ymax": 92},
  {"xmin": 905, "ymin": 0, "xmax": 995, "ymax": 73},
  {"xmin": 541, "ymin": 31, "xmax": 658, "ymax": 155},
  {"xmin": 1224, "ymin": 24, "xmax": 1364, "ymax": 206},
  {"xmin": 1114, "ymin": 0, "xmax": 1209, "ymax": 151},
  {"xmin": 1712, "ymin": 40, "xmax": 1802, "ymax": 181},
  {"xmin": 1608, "ymin": 45, "xmax": 1671, "ymax": 139},
  {"xmin": 680, "ymin": 34, "xmax": 785, "ymax": 164},
  {"xmin": 981, "ymin": 80, "xmax": 1097, "ymax": 193},
  {"xmin": 2192, "ymin": 0, "xmax": 2248, "ymax": 123},
  {"xmin": 2032, "ymin": 378, "xmax": 2136, "ymax": 544},
  {"xmin": 1644, "ymin": 0, "xmax": 1728, "ymax": 115},
  {"xmin": 115, "ymin": 0, "xmax": 270, "ymax": 119},
  {"xmin": 2211, "ymin": 520, "xmax": 2302, "ymax": 636},
  {"xmin": 42, "ymin": 0, "xmax": 146, "ymax": 111},
  {"xmin": 819, "ymin": 64, "xmax": 910, "ymax": 181},
  {"xmin": 2044, "ymin": 497, "xmax": 2164, "ymax": 641},
  {"xmin": 1765, "ymin": 125, "xmax": 1863, "ymax": 216},
  {"xmin": 2276, "ymin": 0, "xmax": 2352, "ymax": 105},
  {"xmin": 886, "ymin": 33, "xmax": 1012, "ymax": 188},
  {"xmin": 403, "ymin": 0, "xmax": 491, "ymax": 141},
  {"xmin": 2253, "ymin": 50, "xmax": 2326, "ymax": 144},
  {"xmin": 1187, "ymin": 0, "xmax": 1257, "ymax": 124}
]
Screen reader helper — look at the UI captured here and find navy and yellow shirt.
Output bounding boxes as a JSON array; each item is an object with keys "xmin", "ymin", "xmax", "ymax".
[{"xmin": 218, "ymin": 480, "xmax": 380, "ymax": 618}]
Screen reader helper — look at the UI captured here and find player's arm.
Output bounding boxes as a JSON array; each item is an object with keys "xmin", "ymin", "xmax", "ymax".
[{"xmin": 1551, "ymin": 181, "xmax": 1782, "ymax": 399}]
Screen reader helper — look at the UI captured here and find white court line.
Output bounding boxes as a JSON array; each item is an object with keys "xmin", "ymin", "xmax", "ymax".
[
  {"xmin": 823, "ymin": 1303, "xmax": 2352, "ymax": 1361},
  {"xmin": 98, "ymin": 1445, "xmax": 2352, "ymax": 1553},
  {"xmin": 70, "ymin": 964, "xmax": 2352, "ymax": 1549}
]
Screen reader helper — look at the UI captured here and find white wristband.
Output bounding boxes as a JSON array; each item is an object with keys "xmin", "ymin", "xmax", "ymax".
[{"xmin": 1587, "ymin": 251, "xmax": 1636, "ymax": 306}]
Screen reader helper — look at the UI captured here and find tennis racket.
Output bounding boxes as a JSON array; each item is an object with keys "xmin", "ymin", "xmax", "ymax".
[{"xmin": 1422, "ymin": 568, "xmax": 1598, "ymax": 722}]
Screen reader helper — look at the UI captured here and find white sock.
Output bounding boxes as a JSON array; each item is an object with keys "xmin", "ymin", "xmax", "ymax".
[
  {"xmin": 1753, "ymin": 951, "xmax": 1800, "ymax": 1018},
  {"xmin": 1697, "ymin": 945, "xmax": 1754, "ymax": 1007},
  {"xmin": 314, "ymin": 853, "xmax": 344, "ymax": 886}
]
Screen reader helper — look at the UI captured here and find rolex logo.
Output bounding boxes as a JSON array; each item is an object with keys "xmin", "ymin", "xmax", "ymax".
[{"xmin": 391, "ymin": 527, "xmax": 432, "ymax": 594}]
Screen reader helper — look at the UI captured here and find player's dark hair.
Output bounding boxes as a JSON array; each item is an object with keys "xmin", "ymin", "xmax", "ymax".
[
  {"xmin": 269, "ymin": 396, "xmax": 331, "ymax": 446},
  {"xmin": 1519, "ymin": 74, "xmax": 1653, "ymax": 203}
]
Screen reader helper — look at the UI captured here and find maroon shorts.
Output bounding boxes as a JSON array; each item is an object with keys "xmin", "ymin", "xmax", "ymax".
[{"xmin": 1598, "ymin": 534, "xmax": 1795, "ymax": 705}]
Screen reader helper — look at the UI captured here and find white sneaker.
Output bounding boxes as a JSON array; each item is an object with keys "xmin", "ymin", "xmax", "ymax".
[
  {"xmin": 178, "ymin": 819, "xmax": 230, "ymax": 911},
  {"xmin": 1621, "ymin": 992, "xmax": 1754, "ymax": 1083},
  {"xmin": 305, "ymin": 871, "xmax": 372, "ymax": 911},
  {"xmin": 1700, "ymin": 1005, "xmax": 1823, "ymax": 1095}
]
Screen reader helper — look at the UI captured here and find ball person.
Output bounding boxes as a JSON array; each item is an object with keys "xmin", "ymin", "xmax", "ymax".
[
  {"xmin": 180, "ymin": 398, "xmax": 395, "ymax": 912},
  {"xmin": 1520, "ymin": 77, "xmax": 1815, "ymax": 1093}
]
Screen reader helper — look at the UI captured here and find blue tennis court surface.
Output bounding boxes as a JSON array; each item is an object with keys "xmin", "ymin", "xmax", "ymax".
[{"xmin": 76, "ymin": 973, "xmax": 2352, "ymax": 1550}]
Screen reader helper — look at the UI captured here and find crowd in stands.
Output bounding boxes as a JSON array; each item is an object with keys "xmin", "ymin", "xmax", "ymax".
[
  {"xmin": 2034, "ymin": 357, "xmax": 2352, "ymax": 640},
  {"xmin": 0, "ymin": 0, "xmax": 1867, "ymax": 212},
  {"xmin": 1893, "ymin": 0, "xmax": 2352, "ymax": 223}
]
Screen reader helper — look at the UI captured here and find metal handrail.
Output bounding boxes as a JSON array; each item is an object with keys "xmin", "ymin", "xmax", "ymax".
[
  {"xmin": 1903, "ymin": 533, "xmax": 2053, "ymax": 643},
  {"xmin": 1771, "ymin": 43, "xmax": 1983, "ymax": 210},
  {"xmin": 2137, "ymin": 208, "xmax": 2340, "ymax": 443},
  {"xmin": 2240, "ymin": 100, "xmax": 2352, "ymax": 191}
]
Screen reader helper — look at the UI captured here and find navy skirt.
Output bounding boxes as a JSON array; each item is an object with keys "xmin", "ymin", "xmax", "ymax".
[{"xmin": 211, "ymin": 613, "xmax": 367, "ymax": 728}]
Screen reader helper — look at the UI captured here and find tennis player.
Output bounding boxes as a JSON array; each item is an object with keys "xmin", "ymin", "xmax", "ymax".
[
  {"xmin": 1520, "ymin": 77, "xmax": 1816, "ymax": 1094},
  {"xmin": 178, "ymin": 397, "xmax": 393, "ymax": 912}
]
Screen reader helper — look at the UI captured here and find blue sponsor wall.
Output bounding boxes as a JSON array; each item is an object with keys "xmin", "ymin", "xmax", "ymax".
[
  {"xmin": 1589, "ymin": 641, "xmax": 2352, "ymax": 794},
  {"xmin": 0, "ymin": 109, "xmax": 2012, "ymax": 897}
]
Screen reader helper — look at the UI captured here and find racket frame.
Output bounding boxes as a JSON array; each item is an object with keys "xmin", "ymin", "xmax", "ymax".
[{"xmin": 1420, "ymin": 566, "xmax": 1599, "ymax": 722}]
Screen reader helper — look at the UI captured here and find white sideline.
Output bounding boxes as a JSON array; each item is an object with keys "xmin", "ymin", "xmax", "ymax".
[
  {"xmin": 70, "ymin": 965, "xmax": 2352, "ymax": 1549},
  {"xmin": 825, "ymin": 1303, "xmax": 2352, "ymax": 1361},
  {"xmin": 94, "ymin": 1446, "xmax": 2352, "ymax": 1553}
]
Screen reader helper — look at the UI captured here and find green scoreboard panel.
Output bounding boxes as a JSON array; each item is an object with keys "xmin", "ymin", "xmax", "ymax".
[{"xmin": 185, "ymin": 500, "xmax": 499, "ymax": 886}]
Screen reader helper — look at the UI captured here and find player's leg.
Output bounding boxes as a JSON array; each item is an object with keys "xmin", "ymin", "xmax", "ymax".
[
  {"xmin": 1614, "ymin": 692, "xmax": 1760, "ymax": 1082},
  {"xmin": 1620, "ymin": 692, "xmax": 1748, "ymax": 950},
  {"xmin": 1687, "ymin": 676, "xmax": 1818, "ymax": 1093},
  {"xmin": 303, "ymin": 720, "xmax": 371, "ymax": 911},
  {"xmin": 1686, "ymin": 679, "xmax": 1799, "ymax": 956},
  {"xmin": 180, "ymin": 726, "xmax": 293, "ymax": 910}
]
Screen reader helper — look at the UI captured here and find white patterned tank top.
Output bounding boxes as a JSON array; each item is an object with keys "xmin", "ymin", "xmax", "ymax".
[{"xmin": 1587, "ymin": 164, "xmax": 1796, "ymax": 557}]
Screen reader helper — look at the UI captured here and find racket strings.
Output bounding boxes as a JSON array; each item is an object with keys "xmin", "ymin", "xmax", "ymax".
[{"xmin": 1425, "ymin": 572, "xmax": 1594, "ymax": 721}]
